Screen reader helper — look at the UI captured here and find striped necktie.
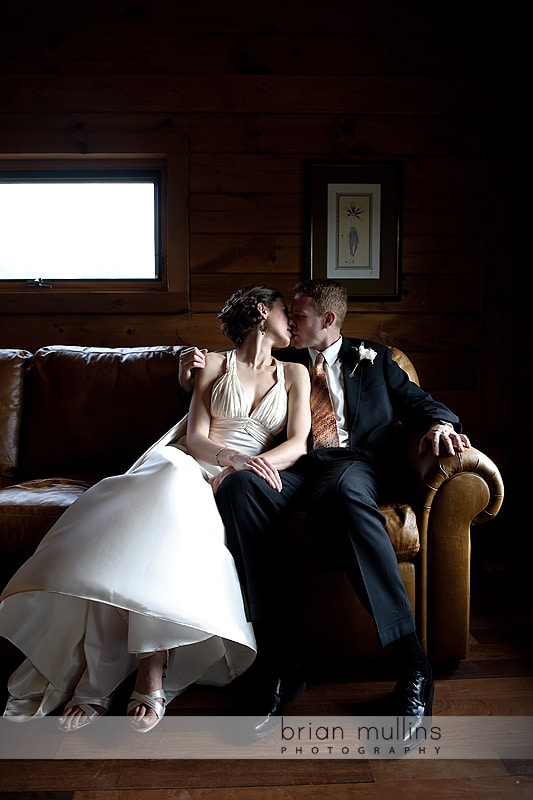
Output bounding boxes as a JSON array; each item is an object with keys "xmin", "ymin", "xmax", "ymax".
[{"xmin": 310, "ymin": 353, "xmax": 339, "ymax": 449}]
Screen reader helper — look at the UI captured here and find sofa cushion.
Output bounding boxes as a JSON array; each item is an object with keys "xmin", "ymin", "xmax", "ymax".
[
  {"xmin": 0, "ymin": 350, "xmax": 33, "ymax": 480},
  {"xmin": 0, "ymin": 478, "xmax": 91, "ymax": 585},
  {"xmin": 18, "ymin": 345, "xmax": 187, "ymax": 480},
  {"xmin": 380, "ymin": 502, "xmax": 419, "ymax": 560}
]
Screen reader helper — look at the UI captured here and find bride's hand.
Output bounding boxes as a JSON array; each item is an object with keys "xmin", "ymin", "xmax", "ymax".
[
  {"xmin": 209, "ymin": 467, "xmax": 235, "ymax": 496},
  {"xmin": 209, "ymin": 452, "xmax": 282, "ymax": 494},
  {"xmin": 236, "ymin": 454, "xmax": 282, "ymax": 492}
]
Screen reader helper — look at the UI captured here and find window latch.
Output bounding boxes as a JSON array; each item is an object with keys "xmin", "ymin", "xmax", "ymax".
[{"xmin": 26, "ymin": 278, "xmax": 53, "ymax": 288}]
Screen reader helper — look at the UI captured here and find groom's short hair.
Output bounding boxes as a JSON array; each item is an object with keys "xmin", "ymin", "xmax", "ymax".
[{"xmin": 293, "ymin": 279, "xmax": 348, "ymax": 327}]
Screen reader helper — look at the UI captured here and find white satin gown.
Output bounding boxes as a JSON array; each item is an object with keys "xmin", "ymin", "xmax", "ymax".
[{"xmin": 0, "ymin": 350, "xmax": 288, "ymax": 719}]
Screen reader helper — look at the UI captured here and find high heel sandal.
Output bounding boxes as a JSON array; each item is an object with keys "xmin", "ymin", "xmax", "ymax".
[
  {"xmin": 127, "ymin": 649, "xmax": 168, "ymax": 734},
  {"xmin": 127, "ymin": 688, "xmax": 167, "ymax": 733},
  {"xmin": 57, "ymin": 695, "xmax": 112, "ymax": 732}
]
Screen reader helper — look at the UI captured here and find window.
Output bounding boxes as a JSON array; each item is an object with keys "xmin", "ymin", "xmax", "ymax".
[
  {"xmin": 0, "ymin": 147, "xmax": 188, "ymax": 314},
  {"xmin": 0, "ymin": 168, "xmax": 162, "ymax": 283}
]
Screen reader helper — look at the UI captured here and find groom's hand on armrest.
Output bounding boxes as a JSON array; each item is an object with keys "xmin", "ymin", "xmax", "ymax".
[{"xmin": 418, "ymin": 422, "xmax": 471, "ymax": 457}]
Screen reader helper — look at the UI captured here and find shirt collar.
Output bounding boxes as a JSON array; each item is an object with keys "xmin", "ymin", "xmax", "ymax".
[{"xmin": 309, "ymin": 336, "xmax": 343, "ymax": 368}]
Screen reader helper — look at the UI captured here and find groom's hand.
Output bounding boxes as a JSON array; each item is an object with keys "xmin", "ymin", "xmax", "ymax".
[
  {"xmin": 178, "ymin": 346, "xmax": 208, "ymax": 393},
  {"xmin": 418, "ymin": 423, "xmax": 471, "ymax": 457}
]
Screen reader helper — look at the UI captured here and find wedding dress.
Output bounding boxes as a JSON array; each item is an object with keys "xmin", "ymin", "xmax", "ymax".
[{"xmin": 0, "ymin": 350, "xmax": 288, "ymax": 719}]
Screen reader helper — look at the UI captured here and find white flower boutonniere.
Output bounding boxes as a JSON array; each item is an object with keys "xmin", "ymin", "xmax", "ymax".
[{"xmin": 349, "ymin": 342, "xmax": 377, "ymax": 377}]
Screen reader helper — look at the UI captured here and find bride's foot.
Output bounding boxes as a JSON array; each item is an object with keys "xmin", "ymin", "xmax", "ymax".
[
  {"xmin": 128, "ymin": 650, "xmax": 167, "ymax": 733},
  {"xmin": 58, "ymin": 696, "xmax": 111, "ymax": 732}
]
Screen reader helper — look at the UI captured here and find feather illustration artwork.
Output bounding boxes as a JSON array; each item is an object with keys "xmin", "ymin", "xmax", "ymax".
[{"xmin": 347, "ymin": 204, "xmax": 364, "ymax": 257}]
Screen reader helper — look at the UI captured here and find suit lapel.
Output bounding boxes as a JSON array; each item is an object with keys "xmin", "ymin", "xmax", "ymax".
[{"xmin": 341, "ymin": 338, "xmax": 362, "ymax": 431}]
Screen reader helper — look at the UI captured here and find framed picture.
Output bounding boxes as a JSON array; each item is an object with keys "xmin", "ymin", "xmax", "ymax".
[{"xmin": 307, "ymin": 161, "xmax": 402, "ymax": 299}]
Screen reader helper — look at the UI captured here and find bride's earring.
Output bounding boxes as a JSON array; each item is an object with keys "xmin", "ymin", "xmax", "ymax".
[{"xmin": 259, "ymin": 320, "xmax": 268, "ymax": 335}]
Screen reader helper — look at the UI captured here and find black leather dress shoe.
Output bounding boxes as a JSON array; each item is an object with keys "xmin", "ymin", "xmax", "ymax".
[
  {"xmin": 251, "ymin": 676, "xmax": 284, "ymax": 739},
  {"xmin": 393, "ymin": 669, "xmax": 434, "ymax": 717},
  {"xmin": 391, "ymin": 670, "xmax": 434, "ymax": 749},
  {"xmin": 250, "ymin": 672, "xmax": 307, "ymax": 740}
]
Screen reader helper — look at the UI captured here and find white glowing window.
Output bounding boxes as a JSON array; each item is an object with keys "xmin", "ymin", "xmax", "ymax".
[{"xmin": 0, "ymin": 170, "xmax": 161, "ymax": 282}]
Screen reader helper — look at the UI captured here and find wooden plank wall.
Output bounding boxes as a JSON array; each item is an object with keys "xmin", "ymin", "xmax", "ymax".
[{"xmin": 0, "ymin": 0, "xmax": 525, "ymax": 541}]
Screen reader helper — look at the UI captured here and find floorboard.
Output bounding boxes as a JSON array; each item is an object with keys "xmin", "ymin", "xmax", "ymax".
[{"xmin": 0, "ymin": 560, "xmax": 531, "ymax": 799}]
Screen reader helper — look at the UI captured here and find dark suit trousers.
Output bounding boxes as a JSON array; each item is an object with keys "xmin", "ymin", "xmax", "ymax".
[
  {"xmin": 215, "ymin": 464, "xmax": 306, "ymax": 622},
  {"xmin": 216, "ymin": 449, "xmax": 416, "ymax": 650},
  {"xmin": 305, "ymin": 449, "xmax": 416, "ymax": 647}
]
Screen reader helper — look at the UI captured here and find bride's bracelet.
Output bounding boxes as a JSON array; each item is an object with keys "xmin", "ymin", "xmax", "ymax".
[{"xmin": 215, "ymin": 447, "xmax": 226, "ymax": 466}]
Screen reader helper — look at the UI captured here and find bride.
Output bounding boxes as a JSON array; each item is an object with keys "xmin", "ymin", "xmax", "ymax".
[{"xmin": 0, "ymin": 285, "xmax": 311, "ymax": 732}]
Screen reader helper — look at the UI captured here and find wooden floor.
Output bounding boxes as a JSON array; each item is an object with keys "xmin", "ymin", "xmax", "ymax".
[{"xmin": 0, "ymin": 557, "xmax": 532, "ymax": 799}]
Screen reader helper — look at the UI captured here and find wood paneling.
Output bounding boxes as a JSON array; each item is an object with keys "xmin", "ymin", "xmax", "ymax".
[
  {"xmin": 0, "ymin": 0, "xmax": 526, "ymax": 520},
  {"xmin": 0, "ymin": 112, "xmax": 484, "ymax": 156},
  {"xmin": 0, "ymin": 33, "xmax": 487, "ymax": 77}
]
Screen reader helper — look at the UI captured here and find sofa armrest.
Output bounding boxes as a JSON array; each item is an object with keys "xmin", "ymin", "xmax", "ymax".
[
  {"xmin": 0, "ymin": 349, "xmax": 33, "ymax": 480},
  {"xmin": 406, "ymin": 442, "xmax": 504, "ymax": 661},
  {"xmin": 408, "ymin": 443, "xmax": 504, "ymax": 526}
]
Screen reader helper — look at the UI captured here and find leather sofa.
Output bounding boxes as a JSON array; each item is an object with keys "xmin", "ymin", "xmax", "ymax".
[{"xmin": 0, "ymin": 344, "xmax": 504, "ymax": 676}]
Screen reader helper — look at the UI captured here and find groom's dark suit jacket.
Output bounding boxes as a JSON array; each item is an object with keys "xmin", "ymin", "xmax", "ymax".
[{"xmin": 276, "ymin": 337, "xmax": 460, "ymax": 467}]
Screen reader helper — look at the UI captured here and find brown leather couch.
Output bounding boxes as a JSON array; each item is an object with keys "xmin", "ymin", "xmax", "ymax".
[{"xmin": 0, "ymin": 344, "xmax": 504, "ymax": 676}]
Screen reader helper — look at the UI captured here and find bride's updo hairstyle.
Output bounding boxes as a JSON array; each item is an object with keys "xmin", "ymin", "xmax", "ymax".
[{"xmin": 218, "ymin": 285, "xmax": 283, "ymax": 347}]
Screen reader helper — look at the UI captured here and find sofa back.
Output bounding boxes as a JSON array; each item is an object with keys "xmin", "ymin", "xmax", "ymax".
[
  {"xmin": 5, "ymin": 345, "xmax": 188, "ymax": 481},
  {"xmin": 1, "ymin": 343, "xmax": 419, "ymax": 484}
]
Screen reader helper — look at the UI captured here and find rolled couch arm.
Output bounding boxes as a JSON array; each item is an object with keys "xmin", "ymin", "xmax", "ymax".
[{"xmin": 406, "ymin": 443, "xmax": 504, "ymax": 662}]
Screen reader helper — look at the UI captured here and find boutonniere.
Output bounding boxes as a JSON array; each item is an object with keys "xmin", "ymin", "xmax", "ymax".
[{"xmin": 349, "ymin": 342, "xmax": 377, "ymax": 377}]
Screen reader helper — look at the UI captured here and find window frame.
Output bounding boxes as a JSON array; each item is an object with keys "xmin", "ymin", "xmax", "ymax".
[{"xmin": 0, "ymin": 147, "xmax": 189, "ymax": 314}]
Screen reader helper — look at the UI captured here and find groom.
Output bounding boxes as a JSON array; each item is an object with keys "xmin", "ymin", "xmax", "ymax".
[{"xmin": 180, "ymin": 278, "xmax": 470, "ymax": 738}]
